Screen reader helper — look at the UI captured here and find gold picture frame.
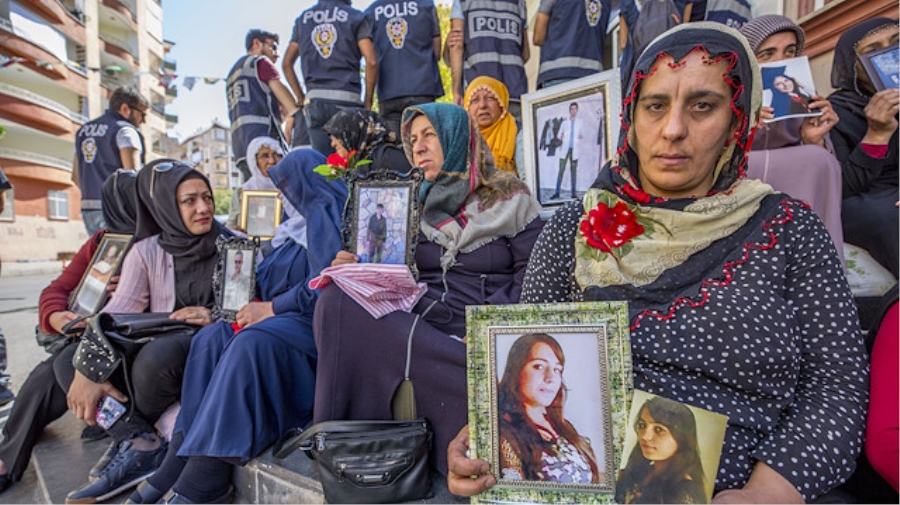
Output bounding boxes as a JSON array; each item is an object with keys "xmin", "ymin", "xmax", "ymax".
[{"xmin": 240, "ymin": 189, "xmax": 282, "ymax": 240}]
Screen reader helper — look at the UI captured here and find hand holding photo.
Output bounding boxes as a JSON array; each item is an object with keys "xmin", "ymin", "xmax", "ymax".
[
  {"xmin": 615, "ymin": 390, "xmax": 727, "ymax": 504},
  {"xmin": 859, "ymin": 44, "xmax": 899, "ymax": 92},
  {"xmin": 466, "ymin": 301, "xmax": 633, "ymax": 504},
  {"xmin": 760, "ymin": 56, "xmax": 823, "ymax": 123}
]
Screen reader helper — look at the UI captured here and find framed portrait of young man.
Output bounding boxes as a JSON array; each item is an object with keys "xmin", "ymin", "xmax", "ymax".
[
  {"xmin": 521, "ymin": 70, "xmax": 621, "ymax": 213},
  {"xmin": 466, "ymin": 301, "xmax": 633, "ymax": 504},
  {"xmin": 212, "ymin": 236, "xmax": 258, "ymax": 322},
  {"xmin": 70, "ymin": 233, "xmax": 133, "ymax": 316},
  {"xmin": 240, "ymin": 190, "xmax": 282, "ymax": 240},
  {"xmin": 343, "ymin": 167, "xmax": 423, "ymax": 278}
]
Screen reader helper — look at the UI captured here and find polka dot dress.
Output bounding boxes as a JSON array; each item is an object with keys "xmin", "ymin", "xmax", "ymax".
[{"xmin": 522, "ymin": 198, "xmax": 868, "ymax": 501}]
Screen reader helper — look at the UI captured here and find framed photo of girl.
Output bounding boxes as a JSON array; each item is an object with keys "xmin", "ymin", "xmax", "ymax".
[
  {"xmin": 212, "ymin": 236, "xmax": 259, "ymax": 322},
  {"xmin": 240, "ymin": 189, "xmax": 282, "ymax": 240},
  {"xmin": 616, "ymin": 390, "xmax": 728, "ymax": 504},
  {"xmin": 343, "ymin": 167, "xmax": 423, "ymax": 278},
  {"xmin": 69, "ymin": 233, "xmax": 133, "ymax": 316},
  {"xmin": 466, "ymin": 301, "xmax": 633, "ymax": 504},
  {"xmin": 521, "ymin": 70, "xmax": 621, "ymax": 211}
]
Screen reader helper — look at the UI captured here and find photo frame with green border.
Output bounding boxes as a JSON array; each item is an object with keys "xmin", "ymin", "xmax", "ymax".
[{"xmin": 466, "ymin": 301, "xmax": 633, "ymax": 504}]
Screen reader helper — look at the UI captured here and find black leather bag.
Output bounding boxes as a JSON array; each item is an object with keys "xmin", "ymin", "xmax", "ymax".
[
  {"xmin": 75, "ymin": 313, "xmax": 199, "ymax": 383},
  {"xmin": 272, "ymin": 418, "xmax": 432, "ymax": 504}
]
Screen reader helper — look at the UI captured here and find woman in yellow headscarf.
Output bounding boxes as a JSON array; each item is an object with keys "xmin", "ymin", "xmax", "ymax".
[{"xmin": 464, "ymin": 76, "xmax": 519, "ymax": 176}]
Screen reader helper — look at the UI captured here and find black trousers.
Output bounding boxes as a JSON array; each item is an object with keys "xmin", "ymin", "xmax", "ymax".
[
  {"xmin": 0, "ymin": 344, "xmax": 71, "ymax": 481},
  {"xmin": 54, "ymin": 334, "xmax": 192, "ymax": 443}
]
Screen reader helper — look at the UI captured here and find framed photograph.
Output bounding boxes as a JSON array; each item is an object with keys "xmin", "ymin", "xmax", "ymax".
[
  {"xmin": 240, "ymin": 190, "xmax": 282, "ymax": 240},
  {"xmin": 760, "ymin": 56, "xmax": 824, "ymax": 123},
  {"xmin": 860, "ymin": 44, "xmax": 899, "ymax": 92},
  {"xmin": 212, "ymin": 236, "xmax": 259, "ymax": 322},
  {"xmin": 466, "ymin": 301, "xmax": 633, "ymax": 504},
  {"xmin": 616, "ymin": 389, "xmax": 727, "ymax": 504},
  {"xmin": 344, "ymin": 167, "xmax": 423, "ymax": 278},
  {"xmin": 70, "ymin": 233, "xmax": 133, "ymax": 316},
  {"xmin": 521, "ymin": 70, "xmax": 621, "ymax": 210}
]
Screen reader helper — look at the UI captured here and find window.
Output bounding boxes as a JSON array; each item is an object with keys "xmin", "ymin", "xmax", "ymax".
[
  {"xmin": 0, "ymin": 188, "xmax": 14, "ymax": 221},
  {"xmin": 48, "ymin": 190, "xmax": 69, "ymax": 220},
  {"xmin": 215, "ymin": 129, "xmax": 226, "ymax": 140}
]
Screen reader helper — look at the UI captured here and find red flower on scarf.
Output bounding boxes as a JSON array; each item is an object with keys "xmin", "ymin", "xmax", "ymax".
[{"xmin": 580, "ymin": 201, "xmax": 645, "ymax": 253}]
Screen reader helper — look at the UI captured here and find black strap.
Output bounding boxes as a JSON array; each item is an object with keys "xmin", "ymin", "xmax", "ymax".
[
  {"xmin": 272, "ymin": 419, "xmax": 427, "ymax": 459},
  {"xmin": 61, "ymin": 315, "xmax": 91, "ymax": 335}
]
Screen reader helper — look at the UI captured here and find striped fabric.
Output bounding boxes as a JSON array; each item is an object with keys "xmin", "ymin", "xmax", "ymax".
[{"xmin": 309, "ymin": 263, "xmax": 427, "ymax": 319}]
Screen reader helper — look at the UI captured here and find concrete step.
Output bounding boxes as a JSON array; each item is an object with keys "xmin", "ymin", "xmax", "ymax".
[{"xmin": 0, "ymin": 402, "xmax": 467, "ymax": 504}]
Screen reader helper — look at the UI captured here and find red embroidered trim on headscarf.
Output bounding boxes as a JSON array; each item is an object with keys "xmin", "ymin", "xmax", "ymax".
[{"xmin": 630, "ymin": 199, "xmax": 808, "ymax": 331}]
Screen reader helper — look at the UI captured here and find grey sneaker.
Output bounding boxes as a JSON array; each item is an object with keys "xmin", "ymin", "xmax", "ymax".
[
  {"xmin": 88, "ymin": 440, "xmax": 119, "ymax": 482},
  {"xmin": 65, "ymin": 438, "xmax": 167, "ymax": 504}
]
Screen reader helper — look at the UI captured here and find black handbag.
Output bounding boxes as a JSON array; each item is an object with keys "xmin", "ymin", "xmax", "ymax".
[
  {"xmin": 272, "ymin": 418, "xmax": 432, "ymax": 504},
  {"xmin": 75, "ymin": 312, "xmax": 199, "ymax": 383}
]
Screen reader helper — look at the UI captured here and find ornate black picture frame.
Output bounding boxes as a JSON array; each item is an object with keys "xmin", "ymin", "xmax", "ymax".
[
  {"xmin": 342, "ymin": 167, "xmax": 423, "ymax": 278},
  {"xmin": 212, "ymin": 235, "xmax": 259, "ymax": 322},
  {"xmin": 70, "ymin": 233, "xmax": 133, "ymax": 316}
]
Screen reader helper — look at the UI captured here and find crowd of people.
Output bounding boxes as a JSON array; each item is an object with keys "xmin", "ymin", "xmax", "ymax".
[{"xmin": 0, "ymin": 1, "xmax": 895, "ymax": 504}]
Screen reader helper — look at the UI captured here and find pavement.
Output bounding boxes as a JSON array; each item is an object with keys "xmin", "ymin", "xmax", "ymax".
[{"xmin": 0, "ymin": 272, "xmax": 464, "ymax": 504}]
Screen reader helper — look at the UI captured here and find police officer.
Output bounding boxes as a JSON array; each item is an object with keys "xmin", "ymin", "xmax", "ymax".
[
  {"xmin": 365, "ymin": 0, "xmax": 444, "ymax": 134},
  {"xmin": 532, "ymin": 0, "xmax": 610, "ymax": 89},
  {"xmin": 447, "ymin": 0, "xmax": 529, "ymax": 120},
  {"xmin": 226, "ymin": 29, "xmax": 297, "ymax": 181},
  {"xmin": 73, "ymin": 87, "xmax": 148, "ymax": 235},
  {"xmin": 283, "ymin": 0, "xmax": 377, "ymax": 155}
]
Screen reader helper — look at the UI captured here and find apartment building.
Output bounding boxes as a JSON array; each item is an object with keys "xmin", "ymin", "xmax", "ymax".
[
  {"xmin": 173, "ymin": 120, "xmax": 239, "ymax": 191},
  {"xmin": 0, "ymin": 0, "xmax": 176, "ymax": 261}
]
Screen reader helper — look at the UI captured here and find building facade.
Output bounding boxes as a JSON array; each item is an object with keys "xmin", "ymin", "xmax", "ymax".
[
  {"xmin": 0, "ymin": 0, "xmax": 176, "ymax": 261},
  {"xmin": 172, "ymin": 121, "xmax": 239, "ymax": 192}
]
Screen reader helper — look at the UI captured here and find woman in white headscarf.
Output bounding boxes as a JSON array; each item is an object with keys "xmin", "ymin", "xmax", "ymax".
[{"xmin": 225, "ymin": 136, "xmax": 284, "ymax": 232}]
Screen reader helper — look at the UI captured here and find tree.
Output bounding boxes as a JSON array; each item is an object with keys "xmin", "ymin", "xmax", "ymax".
[
  {"xmin": 214, "ymin": 188, "xmax": 233, "ymax": 216},
  {"xmin": 437, "ymin": 3, "xmax": 454, "ymax": 103}
]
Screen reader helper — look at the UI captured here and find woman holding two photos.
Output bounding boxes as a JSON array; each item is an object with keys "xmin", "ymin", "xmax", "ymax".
[{"xmin": 448, "ymin": 23, "xmax": 867, "ymax": 503}]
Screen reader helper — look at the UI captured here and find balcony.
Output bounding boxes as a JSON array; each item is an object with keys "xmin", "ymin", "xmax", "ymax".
[
  {"xmin": 99, "ymin": 33, "xmax": 136, "ymax": 68},
  {"xmin": 165, "ymin": 113, "xmax": 178, "ymax": 125},
  {"xmin": 163, "ymin": 59, "xmax": 177, "ymax": 73},
  {"xmin": 0, "ymin": 82, "xmax": 87, "ymax": 137},
  {"xmin": 100, "ymin": 0, "xmax": 138, "ymax": 31},
  {"xmin": 0, "ymin": 147, "xmax": 73, "ymax": 187},
  {"xmin": 165, "ymin": 86, "xmax": 177, "ymax": 98},
  {"xmin": 0, "ymin": 30, "xmax": 88, "ymax": 95}
]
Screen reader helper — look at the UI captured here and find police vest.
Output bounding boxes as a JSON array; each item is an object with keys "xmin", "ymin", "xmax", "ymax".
[
  {"xmin": 75, "ymin": 110, "xmax": 145, "ymax": 208},
  {"xmin": 538, "ymin": 0, "xmax": 610, "ymax": 87},
  {"xmin": 365, "ymin": 0, "xmax": 443, "ymax": 102},
  {"xmin": 295, "ymin": 0, "xmax": 367, "ymax": 104},
  {"xmin": 461, "ymin": 0, "xmax": 528, "ymax": 99},
  {"xmin": 226, "ymin": 54, "xmax": 283, "ymax": 162}
]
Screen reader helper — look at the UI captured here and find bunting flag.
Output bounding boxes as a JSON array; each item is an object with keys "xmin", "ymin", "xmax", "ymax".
[{"xmin": 0, "ymin": 54, "xmax": 225, "ymax": 91}]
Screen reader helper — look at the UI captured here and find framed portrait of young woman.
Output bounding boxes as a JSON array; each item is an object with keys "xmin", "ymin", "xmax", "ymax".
[
  {"xmin": 466, "ymin": 301, "xmax": 633, "ymax": 504},
  {"xmin": 343, "ymin": 167, "xmax": 423, "ymax": 278},
  {"xmin": 69, "ymin": 233, "xmax": 133, "ymax": 316},
  {"xmin": 240, "ymin": 190, "xmax": 282, "ymax": 240}
]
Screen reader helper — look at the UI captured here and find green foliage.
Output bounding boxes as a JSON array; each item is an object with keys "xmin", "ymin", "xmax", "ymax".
[{"xmin": 213, "ymin": 188, "xmax": 232, "ymax": 216}]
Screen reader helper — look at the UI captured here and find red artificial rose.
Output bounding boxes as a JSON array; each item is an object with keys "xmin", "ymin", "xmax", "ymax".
[
  {"xmin": 580, "ymin": 201, "xmax": 644, "ymax": 253},
  {"xmin": 326, "ymin": 153, "xmax": 347, "ymax": 168}
]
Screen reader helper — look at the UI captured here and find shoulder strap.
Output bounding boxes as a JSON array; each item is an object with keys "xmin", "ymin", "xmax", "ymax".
[{"xmin": 271, "ymin": 419, "xmax": 428, "ymax": 459}]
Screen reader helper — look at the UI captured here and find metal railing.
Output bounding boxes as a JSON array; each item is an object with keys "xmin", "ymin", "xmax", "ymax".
[{"xmin": 0, "ymin": 82, "xmax": 88, "ymax": 124}]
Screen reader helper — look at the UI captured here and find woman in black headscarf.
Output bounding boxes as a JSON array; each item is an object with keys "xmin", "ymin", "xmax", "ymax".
[
  {"xmin": 58, "ymin": 161, "xmax": 230, "ymax": 504},
  {"xmin": 448, "ymin": 22, "xmax": 866, "ymax": 503},
  {"xmin": 828, "ymin": 17, "xmax": 899, "ymax": 278},
  {"xmin": 323, "ymin": 108, "xmax": 411, "ymax": 172},
  {"xmin": 0, "ymin": 171, "xmax": 139, "ymax": 494}
]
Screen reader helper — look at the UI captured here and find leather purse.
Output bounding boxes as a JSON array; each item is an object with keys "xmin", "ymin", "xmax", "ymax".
[
  {"xmin": 272, "ymin": 418, "xmax": 432, "ymax": 504},
  {"xmin": 75, "ymin": 312, "xmax": 199, "ymax": 383}
]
